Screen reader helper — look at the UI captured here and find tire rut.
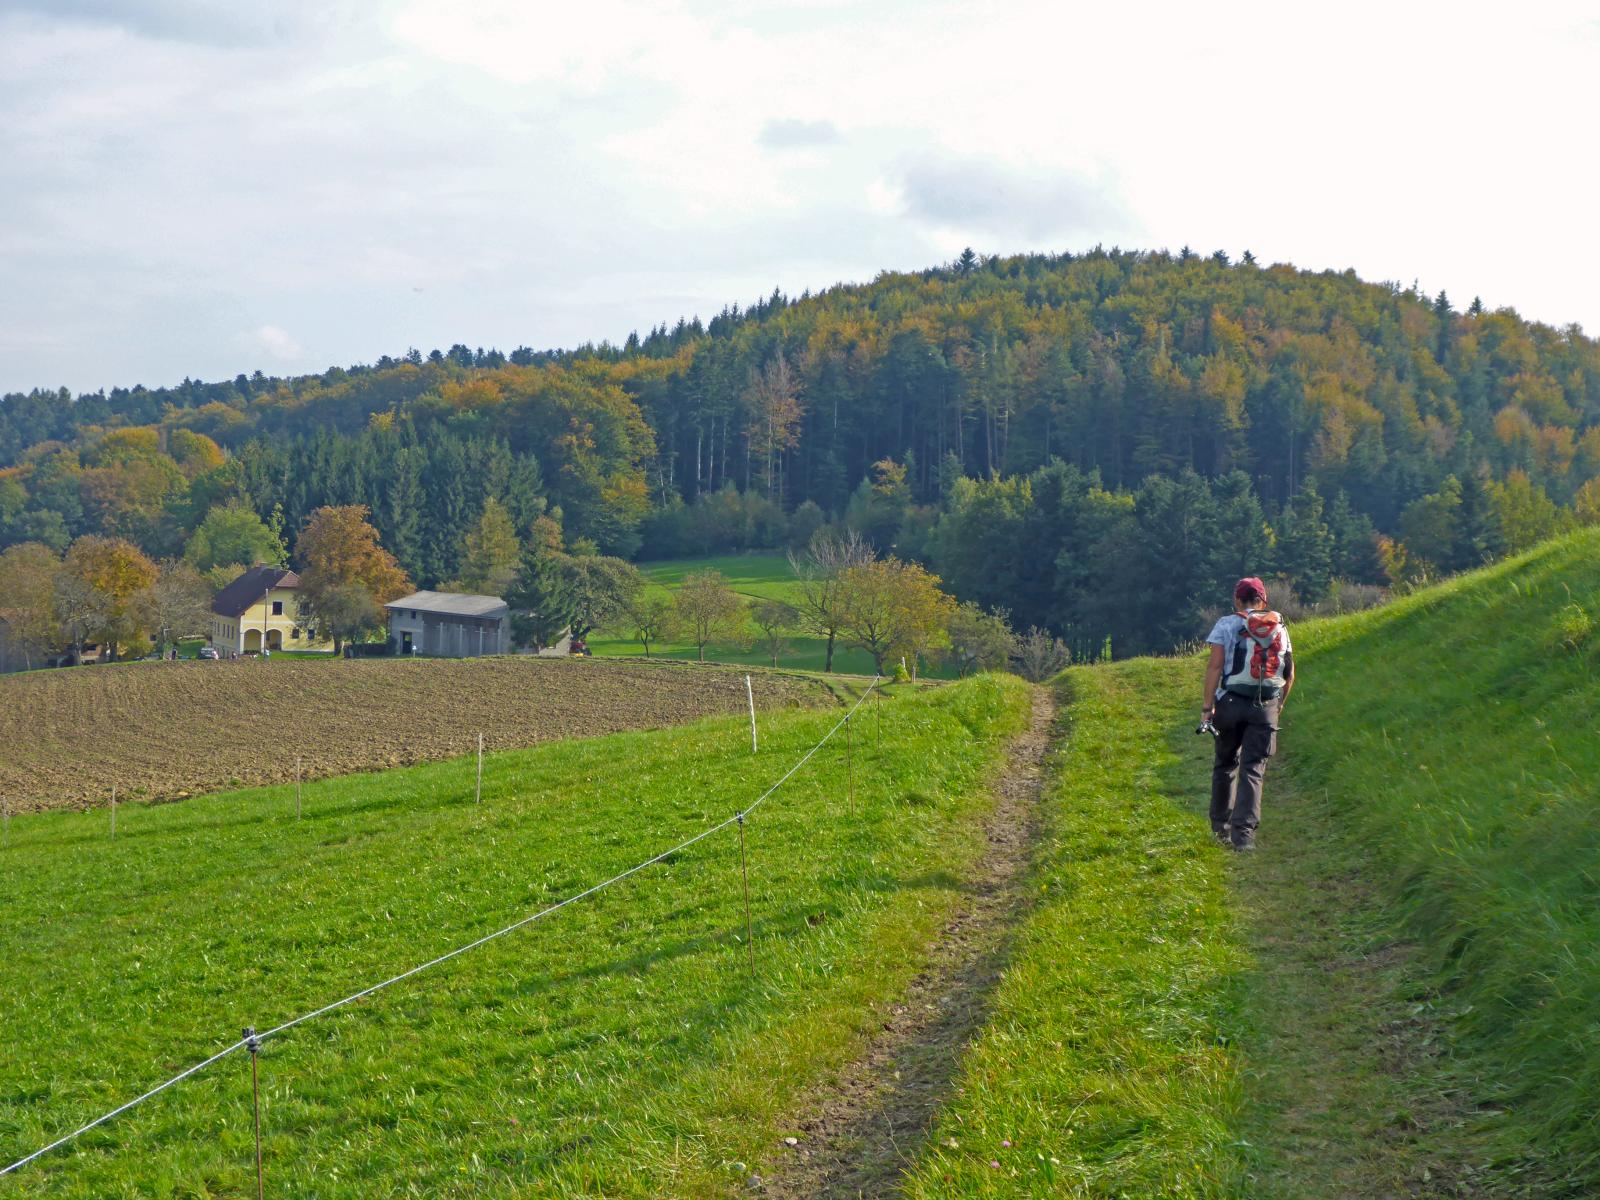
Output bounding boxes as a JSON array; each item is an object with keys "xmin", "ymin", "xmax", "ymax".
[{"xmin": 759, "ymin": 685, "xmax": 1056, "ymax": 1199}]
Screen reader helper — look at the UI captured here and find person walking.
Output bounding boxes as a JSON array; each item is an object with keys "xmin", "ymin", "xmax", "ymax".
[{"xmin": 1202, "ymin": 577, "xmax": 1294, "ymax": 851}]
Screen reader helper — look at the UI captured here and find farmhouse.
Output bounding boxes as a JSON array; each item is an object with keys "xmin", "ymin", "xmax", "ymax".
[
  {"xmin": 386, "ymin": 590, "xmax": 510, "ymax": 657},
  {"xmin": 210, "ymin": 564, "xmax": 329, "ymax": 654}
]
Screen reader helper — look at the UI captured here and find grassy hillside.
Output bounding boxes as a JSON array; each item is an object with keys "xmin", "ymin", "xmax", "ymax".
[
  {"xmin": 0, "ymin": 675, "xmax": 1030, "ymax": 1196},
  {"xmin": 0, "ymin": 656, "xmax": 825, "ymax": 812},
  {"xmin": 587, "ymin": 553, "xmax": 960, "ymax": 678},
  {"xmin": 1284, "ymin": 527, "xmax": 1600, "ymax": 1189},
  {"xmin": 903, "ymin": 530, "xmax": 1600, "ymax": 1196}
]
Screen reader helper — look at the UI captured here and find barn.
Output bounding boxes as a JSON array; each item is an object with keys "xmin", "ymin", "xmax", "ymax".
[{"xmin": 385, "ymin": 591, "xmax": 510, "ymax": 658}]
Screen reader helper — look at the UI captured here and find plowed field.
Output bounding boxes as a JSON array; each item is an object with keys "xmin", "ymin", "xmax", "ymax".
[{"xmin": 0, "ymin": 657, "xmax": 830, "ymax": 812}]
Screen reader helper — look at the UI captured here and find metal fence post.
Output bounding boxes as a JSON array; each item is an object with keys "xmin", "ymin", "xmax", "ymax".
[{"xmin": 244, "ymin": 1028, "xmax": 264, "ymax": 1199}]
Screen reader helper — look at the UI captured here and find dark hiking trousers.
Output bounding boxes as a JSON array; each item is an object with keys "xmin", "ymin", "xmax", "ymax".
[{"xmin": 1210, "ymin": 691, "xmax": 1280, "ymax": 842}]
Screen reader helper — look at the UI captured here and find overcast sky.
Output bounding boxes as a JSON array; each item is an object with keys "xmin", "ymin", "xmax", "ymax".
[{"xmin": 3, "ymin": 1, "xmax": 1597, "ymax": 395}]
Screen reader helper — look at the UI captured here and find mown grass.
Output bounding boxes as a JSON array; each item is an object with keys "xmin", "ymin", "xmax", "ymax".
[
  {"xmin": 1280, "ymin": 527, "xmax": 1600, "ymax": 1192},
  {"xmin": 902, "ymin": 659, "xmax": 1249, "ymax": 1198},
  {"xmin": 0, "ymin": 674, "xmax": 1030, "ymax": 1197},
  {"xmin": 588, "ymin": 552, "xmax": 960, "ymax": 678}
]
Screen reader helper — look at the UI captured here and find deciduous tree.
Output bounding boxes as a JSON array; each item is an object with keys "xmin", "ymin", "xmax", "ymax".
[
  {"xmin": 59, "ymin": 535, "xmax": 159, "ymax": 660},
  {"xmin": 750, "ymin": 598, "xmax": 799, "ymax": 667},
  {"xmin": 943, "ymin": 602, "xmax": 1016, "ymax": 676},
  {"xmin": 672, "ymin": 570, "xmax": 746, "ymax": 662},
  {"xmin": 835, "ymin": 557, "xmax": 957, "ymax": 677},
  {"xmin": 788, "ymin": 528, "xmax": 874, "ymax": 672},
  {"xmin": 0, "ymin": 541, "xmax": 61, "ymax": 668},
  {"xmin": 295, "ymin": 505, "xmax": 410, "ymax": 652}
]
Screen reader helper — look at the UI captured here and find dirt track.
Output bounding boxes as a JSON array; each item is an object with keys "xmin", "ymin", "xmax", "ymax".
[
  {"xmin": 761, "ymin": 685, "xmax": 1054, "ymax": 1199},
  {"xmin": 0, "ymin": 656, "xmax": 828, "ymax": 812}
]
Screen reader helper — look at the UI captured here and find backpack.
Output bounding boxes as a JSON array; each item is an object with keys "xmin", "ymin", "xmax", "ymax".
[{"xmin": 1222, "ymin": 609, "xmax": 1288, "ymax": 699}]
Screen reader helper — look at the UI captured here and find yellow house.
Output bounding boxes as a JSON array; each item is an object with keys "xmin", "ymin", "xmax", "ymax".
[{"xmin": 210, "ymin": 565, "xmax": 331, "ymax": 655}]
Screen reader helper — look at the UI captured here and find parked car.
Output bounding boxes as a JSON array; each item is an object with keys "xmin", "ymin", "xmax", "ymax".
[{"xmin": 198, "ymin": 646, "xmax": 220, "ymax": 661}]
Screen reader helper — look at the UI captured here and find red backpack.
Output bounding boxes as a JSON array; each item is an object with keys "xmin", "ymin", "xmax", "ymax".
[{"xmin": 1222, "ymin": 609, "xmax": 1287, "ymax": 700}]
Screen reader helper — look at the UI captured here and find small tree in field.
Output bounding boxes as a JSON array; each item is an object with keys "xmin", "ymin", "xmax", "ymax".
[
  {"xmin": 789, "ymin": 528, "xmax": 875, "ymax": 672},
  {"xmin": 673, "ymin": 570, "xmax": 745, "ymax": 662},
  {"xmin": 835, "ymin": 557, "xmax": 957, "ymax": 678},
  {"xmin": 944, "ymin": 602, "xmax": 1016, "ymax": 676},
  {"xmin": 314, "ymin": 583, "xmax": 385, "ymax": 651},
  {"xmin": 751, "ymin": 598, "xmax": 799, "ymax": 667},
  {"xmin": 624, "ymin": 592, "xmax": 674, "ymax": 658}
]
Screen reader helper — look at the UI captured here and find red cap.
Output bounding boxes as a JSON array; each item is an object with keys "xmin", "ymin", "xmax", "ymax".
[{"xmin": 1234, "ymin": 577, "xmax": 1267, "ymax": 604}]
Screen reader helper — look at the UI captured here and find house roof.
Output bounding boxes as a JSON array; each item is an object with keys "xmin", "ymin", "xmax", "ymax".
[
  {"xmin": 385, "ymin": 590, "xmax": 508, "ymax": 619},
  {"xmin": 212, "ymin": 565, "xmax": 299, "ymax": 618}
]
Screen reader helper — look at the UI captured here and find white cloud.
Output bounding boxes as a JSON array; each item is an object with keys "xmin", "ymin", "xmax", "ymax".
[
  {"xmin": 240, "ymin": 324, "xmax": 303, "ymax": 362},
  {"xmin": 3, "ymin": 1, "xmax": 1600, "ymax": 392}
]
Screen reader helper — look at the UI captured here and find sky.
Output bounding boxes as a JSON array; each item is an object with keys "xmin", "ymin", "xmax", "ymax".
[{"xmin": 2, "ymin": 0, "xmax": 1597, "ymax": 394}]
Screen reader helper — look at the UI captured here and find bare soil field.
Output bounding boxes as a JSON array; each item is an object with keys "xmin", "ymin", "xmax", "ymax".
[{"xmin": 0, "ymin": 656, "xmax": 829, "ymax": 812}]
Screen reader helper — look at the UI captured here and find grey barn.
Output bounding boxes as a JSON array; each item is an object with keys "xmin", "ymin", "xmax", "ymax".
[{"xmin": 385, "ymin": 591, "xmax": 510, "ymax": 658}]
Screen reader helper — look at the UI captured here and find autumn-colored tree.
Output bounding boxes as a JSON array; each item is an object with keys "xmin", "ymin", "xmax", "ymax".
[
  {"xmin": 1571, "ymin": 476, "xmax": 1600, "ymax": 527},
  {"xmin": 452, "ymin": 498, "xmax": 521, "ymax": 595},
  {"xmin": 835, "ymin": 557, "xmax": 958, "ymax": 677},
  {"xmin": 295, "ymin": 505, "xmax": 410, "ymax": 652},
  {"xmin": 672, "ymin": 570, "xmax": 746, "ymax": 662},
  {"xmin": 59, "ymin": 535, "xmax": 159, "ymax": 660},
  {"xmin": 0, "ymin": 541, "xmax": 61, "ymax": 668}
]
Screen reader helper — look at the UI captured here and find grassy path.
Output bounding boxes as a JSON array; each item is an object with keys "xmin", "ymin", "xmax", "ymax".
[
  {"xmin": 764, "ymin": 686, "xmax": 1055, "ymax": 1197},
  {"xmin": 884, "ymin": 658, "xmax": 1497, "ymax": 1198},
  {"xmin": 1221, "ymin": 756, "xmax": 1480, "ymax": 1197}
]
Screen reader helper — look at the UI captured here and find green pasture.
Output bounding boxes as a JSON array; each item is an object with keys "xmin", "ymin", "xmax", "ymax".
[
  {"xmin": 0, "ymin": 674, "xmax": 1028, "ymax": 1197},
  {"xmin": 589, "ymin": 553, "xmax": 959, "ymax": 679}
]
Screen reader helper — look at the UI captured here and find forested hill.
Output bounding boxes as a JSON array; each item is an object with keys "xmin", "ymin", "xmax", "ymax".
[{"xmin": 4, "ymin": 248, "xmax": 1598, "ymax": 653}]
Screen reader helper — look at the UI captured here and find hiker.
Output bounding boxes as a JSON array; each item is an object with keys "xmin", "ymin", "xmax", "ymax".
[{"xmin": 1202, "ymin": 577, "xmax": 1294, "ymax": 851}]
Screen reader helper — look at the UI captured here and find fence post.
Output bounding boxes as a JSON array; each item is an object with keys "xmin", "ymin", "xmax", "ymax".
[
  {"xmin": 737, "ymin": 813, "xmax": 755, "ymax": 975},
  {"xmin": 244, "ymin": 1027, "xmax": 264, "ymax": 1200},
  {"xmin": 476, "ymin": 733, "xmax": 483, "ymax": 804},
  {"xmin": 846, "ymin": 714, "xmax": 854, "ymax": 812},
  {"xmin": 2, "ymin": 794, "xmax": 8, "ymax": 846},
  {"xmin": 746, "ymin": 675, "xmax": 757, "ymax": 754},
  {"xmin": 295, "ymin": 756, "xmax": 302, "ymax": 820},
  {"xmin": 875, "ymin": 686, "xmax": 881, "ymax": 752},
  {"xmin": 110, "ymin": 784, "xmax": 116, "ymax": 840}
]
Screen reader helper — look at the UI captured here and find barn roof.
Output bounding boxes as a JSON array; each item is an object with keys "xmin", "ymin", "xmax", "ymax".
[
  {"xmin": 212, "ymin": 565, "xmax": 299, "ymax": 618},
  {"xmin": 385, "ymin": 590, "xmax": 508, "ymax": 619}
]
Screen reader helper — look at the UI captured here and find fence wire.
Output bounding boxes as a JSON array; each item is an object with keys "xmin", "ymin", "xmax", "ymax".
[{"xmin": 1, "ymin": 677, "xmax": 879, "ymax": 1180}]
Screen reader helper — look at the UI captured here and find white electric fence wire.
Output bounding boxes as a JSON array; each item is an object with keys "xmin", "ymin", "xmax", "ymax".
[
  {"xmin": 1, "ymin": 677, "xmax": 879, "ymax": 1179},
  {"xmin": 0, "ymin": 1040, "xmax": 250, "ymax": 1177}
]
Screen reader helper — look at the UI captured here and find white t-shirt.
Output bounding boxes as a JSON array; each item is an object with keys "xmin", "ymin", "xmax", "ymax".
[{"xmin": 1206, "ymin": 611, "xmax": 1293, "ymax": 700}]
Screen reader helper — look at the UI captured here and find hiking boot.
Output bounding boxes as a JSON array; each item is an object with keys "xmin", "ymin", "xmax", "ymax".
[
  {"xmin": 1211, "ymin": 825, "xmax": 1230, "ymax": 846},
  {"xmin": 1229, "ymin": 831, "xmax": 1257, "ymax": 852}
]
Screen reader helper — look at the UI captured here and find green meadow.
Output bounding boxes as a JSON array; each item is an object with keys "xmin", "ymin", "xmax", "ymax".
[
  {"xmin": 0, "ymin": 676, "xmax": 1028, "ymax": 1197},
  {"xmin": 587, "ymin": 553, "xmax": 961, "ymax": 678}
]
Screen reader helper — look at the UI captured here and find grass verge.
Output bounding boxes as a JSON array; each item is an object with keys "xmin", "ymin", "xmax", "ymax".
[{"xmin": 0, "ymin": 675, "xmax": 1028, "ymax": 1197}]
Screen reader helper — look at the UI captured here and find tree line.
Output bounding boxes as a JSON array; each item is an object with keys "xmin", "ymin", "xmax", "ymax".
[{"xmin": 4, "ymin": 247, "xmax": 1599, "ymax": 655}]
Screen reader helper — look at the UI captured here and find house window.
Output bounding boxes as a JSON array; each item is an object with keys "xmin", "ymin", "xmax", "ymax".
[
  {"xmin": 272, "ymin": 600, "xmax": 284, "ymax": 616},
  {"xmin": 292, "ymin": 628, "xmax": 302, "ymax": 640}
]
